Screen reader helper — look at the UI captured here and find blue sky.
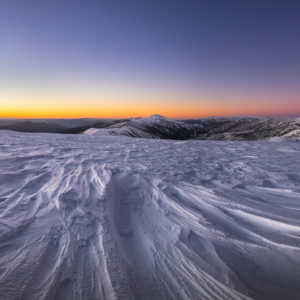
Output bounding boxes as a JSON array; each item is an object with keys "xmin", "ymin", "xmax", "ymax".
[{"xmin": 1, "ymin": 0, "xmax": 300, "ymax": 118}]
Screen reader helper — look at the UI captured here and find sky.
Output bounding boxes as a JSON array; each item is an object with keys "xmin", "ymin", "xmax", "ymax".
[{"xmin": 0, "ymin": 0, "xmax": 300, "ymax": 118}]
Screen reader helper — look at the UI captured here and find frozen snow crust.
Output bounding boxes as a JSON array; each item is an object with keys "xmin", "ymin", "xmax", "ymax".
[{"xmin": 0, "ymin": 131, "xmax": 300, "ymax": 300}]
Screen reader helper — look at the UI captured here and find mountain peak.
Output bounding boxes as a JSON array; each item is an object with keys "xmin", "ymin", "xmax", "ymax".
[
  {"xmin": 145, "ymin": 114, "xmax": 174, "ymax": 122},
  {"xmin": 149, "ymin": 114, "xmax": 166, "ymax": 119}
]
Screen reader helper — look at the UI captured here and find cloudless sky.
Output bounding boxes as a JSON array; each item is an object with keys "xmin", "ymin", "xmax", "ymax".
[{"xmin": 1, "ymin": 0, "xmax": 300, "ymax": 118}]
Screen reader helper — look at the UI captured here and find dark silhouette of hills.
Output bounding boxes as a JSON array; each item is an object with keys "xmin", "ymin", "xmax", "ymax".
[{"xmin": 0, "ymin": 122, "xmax": 66, "ymax": 133}]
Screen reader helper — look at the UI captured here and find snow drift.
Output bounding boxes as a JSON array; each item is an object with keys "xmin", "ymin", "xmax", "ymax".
[{"xmin": 0, "ymin": 131, "xmax": 300, "ymax": 299}]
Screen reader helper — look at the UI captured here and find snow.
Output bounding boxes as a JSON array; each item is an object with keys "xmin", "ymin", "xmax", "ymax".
[
  {"xmin": 283, "ymin": 129, "xmax": 300, "ymax": 138},
  {"xmin": 84, "ymin": 126, "xmax": 156, "ymax": 138},
  {"xmin": 0, "ymin": 130, "xmax": 300, "ymax": 300},
  {"xmin": 133, "ymin": 114, "xmax": 181, "ymax": 125}
]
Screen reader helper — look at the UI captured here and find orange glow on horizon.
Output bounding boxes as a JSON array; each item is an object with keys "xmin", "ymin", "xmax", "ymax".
[
  {"xmin": 1, "ymin": 89, "xmax": 299, "ymax": 119},
  {"xmin": 1, "ymin": 79, "xmax": 300, "ymax": 119},
  {"xmin": 1, "ymin": 103, "xmax": 299, "ymax": 119}
]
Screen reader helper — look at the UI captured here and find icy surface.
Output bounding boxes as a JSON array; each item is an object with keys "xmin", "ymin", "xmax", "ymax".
[{"xmin": 0, "ymin": 131, "xmax": 300, "ymax": 300}]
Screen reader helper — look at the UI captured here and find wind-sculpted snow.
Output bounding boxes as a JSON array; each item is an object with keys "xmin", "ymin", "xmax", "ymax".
[{"xmin": 0, "ymin": 131, "xmax": 300, "ymax": 300}]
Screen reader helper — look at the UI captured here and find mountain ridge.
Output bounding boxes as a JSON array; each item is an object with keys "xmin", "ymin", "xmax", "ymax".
[
  {"xmin": 80, "ymin": 115, "xmax": 300, "ymax": 140},
  {"xmin": 1, "ymin": 115, "xmax": 299, "ymax": 140}
]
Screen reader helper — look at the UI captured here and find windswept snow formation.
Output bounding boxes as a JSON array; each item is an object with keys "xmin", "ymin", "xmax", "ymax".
[{"xmin": 0, "ymin": 131, "xmax": 300, "ymax": 299}]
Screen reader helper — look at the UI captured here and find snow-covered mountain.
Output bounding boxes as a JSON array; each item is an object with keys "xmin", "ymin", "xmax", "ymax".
[
  {"xmin": 189, "ymin": 117, "xmax": 300, "ymax": 140},
  {"xmin": 1, "ymin": 115, "xmax": 299, "ymax": 140},
  {"xmin": 0, "ymin": 130, "xmax": 300, "ymax": 299},
  {"xmin": 82, "ymin": 115, "xmax": 300, "ymax": 140},
  {"xmin": 83, "ymin": 114, "xmax": 193, "ymax": 139}
]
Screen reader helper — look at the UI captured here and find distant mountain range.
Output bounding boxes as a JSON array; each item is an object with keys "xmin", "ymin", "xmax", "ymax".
[
  {"xmin": 0, "ymin": 118, "xmax": 107, "ymax": 133},
  {"xmin": 0, "ymin": 121, "xmax": 66, "ymax": 133},
  {"xmin": 1, "ymin": 115, "xmax": 300, "ymax": 140}
]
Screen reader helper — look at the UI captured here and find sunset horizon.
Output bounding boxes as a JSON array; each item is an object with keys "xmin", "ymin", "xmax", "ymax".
[
  {"xmin": 1, "ymin": 109, "xmax": 300, "ymax": 120},
  {"xmin": 1, "ymin": 1, "xmax": 299, "ymax": 119}
]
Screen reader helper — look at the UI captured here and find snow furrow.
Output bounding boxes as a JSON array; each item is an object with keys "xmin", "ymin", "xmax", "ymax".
[{"xmin": 0, "ymin": 131, "xmax": 300, "ymax": 299}]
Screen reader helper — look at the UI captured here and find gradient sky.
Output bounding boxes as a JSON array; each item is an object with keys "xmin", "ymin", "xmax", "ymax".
[{"xmin": 1, "ymin": 0, "xmax": 300, "ymax": 118}]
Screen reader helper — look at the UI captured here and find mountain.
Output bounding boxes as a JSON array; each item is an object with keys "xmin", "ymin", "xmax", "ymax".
[
  {"xmin": 0, "ymin": 121, "xmax": 66, "ymax": 133},
  {"xmin": 1, "ymin": 115, "xmax": 299, "ymax": 140},
  {"xmin": 60, "ymin": 119, "xmax": 126, "ymax": 134},
  {"xmin": 0, "ymin": 118, "xmax": 108, "ymax": 133},
  {"xmin": 81, "ymin": 115, "xmax": 300, "ymax": 140},
  {"xmin": 187, "ymin": 117, "xmax": 300, "ymax": 140},
  {"xmin": 82, "ymin": 114, "xmax": 194, "ymax": 139}
]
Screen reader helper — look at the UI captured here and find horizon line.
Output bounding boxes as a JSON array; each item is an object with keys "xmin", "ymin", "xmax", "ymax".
[{"xmin": 1, "ymin": 112, "xmax": 300, "ymax": 120}]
